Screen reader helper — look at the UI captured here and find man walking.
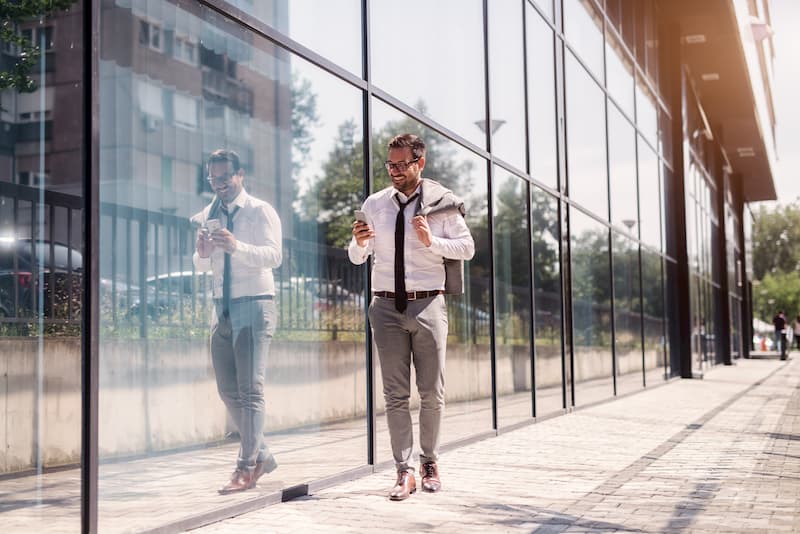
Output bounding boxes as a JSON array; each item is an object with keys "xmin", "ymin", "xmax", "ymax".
[
  {"xmin": 192, "ymin": 149, "xmax": 282, "ymax": 494},
  {"xmin": 773, "ymin": 310, "xmax": 787, "ymax": 358},
  {"xmin": 349, "ymin": 134, "xmax": 475, "ymax": 500}
]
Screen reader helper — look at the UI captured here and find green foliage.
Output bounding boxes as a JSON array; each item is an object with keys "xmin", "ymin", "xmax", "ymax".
[
  {"xmin": 751, "ymin": 201, "xmax": 800, "ymax": 323},
  {"xmin": 753, "ymin": 270, "xmax": 800, "ymax": 324},
  {"xmin": 297, "ymin": 103, "xmax": 474, "ymax": 248},
  {"xmin": 0, "ymin": 0, "xmax": 77, "ymax": 92},
  {"xmin": 751, "ymin": 201, "xmax": 800, "ymax": 280}
]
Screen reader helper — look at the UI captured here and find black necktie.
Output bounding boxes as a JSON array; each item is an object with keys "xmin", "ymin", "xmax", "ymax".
[
  {"xmin": 221, "ymin": 205, "xmax": 239, "ymax": 315},
  {"xmin": 394, "ymin": 193, "xmax": 418, "ymax": 312}
]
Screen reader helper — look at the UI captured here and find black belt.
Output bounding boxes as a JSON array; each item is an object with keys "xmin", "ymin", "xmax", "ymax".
[
  {"xmin": 215, "ymin": 294, "xmax": 273, "ymax": 305},
  {"xmin": 373, "ymin": 290, "xmax": 444, "ymax": 301}
]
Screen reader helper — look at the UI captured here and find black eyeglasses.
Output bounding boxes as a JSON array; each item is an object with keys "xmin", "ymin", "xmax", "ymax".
[
  {"xmin": 207, "ymin": 172, "xmax": 236, "ymax": 187},
  {"xmin": 384, "ymin": 157, "xmax": 420, "ymax": 172}
]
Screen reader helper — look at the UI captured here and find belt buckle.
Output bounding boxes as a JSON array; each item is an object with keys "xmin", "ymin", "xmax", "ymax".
[{"xmin": 407, "ymin": 291, "xmax": 418, "ymax": 301}]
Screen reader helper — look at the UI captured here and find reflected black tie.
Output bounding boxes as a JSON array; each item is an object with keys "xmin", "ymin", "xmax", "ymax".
[
  {"xmin": 394, "ymin": 193, "xmax": 418, "ymax": 313},
  {"xmin": 221, "ymin": 205, "xmax": 239, "ymax": 315}
]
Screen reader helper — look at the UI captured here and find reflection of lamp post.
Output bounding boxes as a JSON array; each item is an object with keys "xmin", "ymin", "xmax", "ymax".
[
  {"xmin": 620, "ymin": 219, "xmax": 636, "ymax": 360},
  {"xmin": 474, "ymin": 119, "xmax": 506, "ymax": 136},
  {"xmin": 622, "ymin": 218, "xmax": 636, "ymax": 234}
]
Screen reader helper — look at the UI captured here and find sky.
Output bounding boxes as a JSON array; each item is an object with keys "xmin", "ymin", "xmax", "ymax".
[{"xmin": 767, "ymin": 0, "xmax": 800, "ymax": 205}]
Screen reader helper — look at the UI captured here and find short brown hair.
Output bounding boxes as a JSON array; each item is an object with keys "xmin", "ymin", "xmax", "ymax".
[
  {"xmin": 207, "ymin": 149, "xmax": 241, "ymax": 173},
  {"xmin": 388, "ymin": 133, "xmax": 426, "ymax": 159}
]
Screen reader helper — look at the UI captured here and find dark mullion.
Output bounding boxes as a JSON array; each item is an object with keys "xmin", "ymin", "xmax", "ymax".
[
  {"xmin": 361, "ymin": 0, "xmax": 375, "ymax": 468},
  {"xmin": 82, "ymin": 0, "xmax": 100, "ymax": 530}
]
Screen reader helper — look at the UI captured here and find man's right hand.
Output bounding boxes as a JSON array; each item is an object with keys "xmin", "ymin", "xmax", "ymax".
[
  {"xmin": 352, "ymin": 221, "xmax": 374, "ymax": 247},
  {"xmin": 196, "ymin": 229, "xmax": 214, "ymax": 258}
]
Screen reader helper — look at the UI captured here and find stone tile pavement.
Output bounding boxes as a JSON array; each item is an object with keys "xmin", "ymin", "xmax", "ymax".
[{"xmin": 195, "ymin": 357, "xmax": 800, "ymax": 533}]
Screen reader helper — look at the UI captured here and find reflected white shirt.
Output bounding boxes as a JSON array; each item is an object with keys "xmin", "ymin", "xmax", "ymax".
[
  {"xmin": 348, "ymin": 184, "xmax": 474, "ymax": 292},
  {"xmin": 192, "ymin": 189, "xmax": 282, "ymax": 299}
]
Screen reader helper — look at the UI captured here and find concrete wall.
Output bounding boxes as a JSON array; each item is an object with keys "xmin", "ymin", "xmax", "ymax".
[{"xmin": 0, "ymin": 337, "xmax": 656, "ymax": 474}]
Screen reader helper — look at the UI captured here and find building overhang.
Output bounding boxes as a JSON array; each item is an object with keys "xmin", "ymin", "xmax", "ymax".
[{"xmin": 663, "ymin": 0, "xmax": 777, "ymax": 202}]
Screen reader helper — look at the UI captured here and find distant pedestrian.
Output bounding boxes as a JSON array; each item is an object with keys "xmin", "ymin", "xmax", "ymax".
[
  {"xmin": 773, "ymin": 310, "xmax": 787, "ymax": 357},
  {"xmin": 793, "ymin": 315, "xmax": 800, "ymax": 350}
]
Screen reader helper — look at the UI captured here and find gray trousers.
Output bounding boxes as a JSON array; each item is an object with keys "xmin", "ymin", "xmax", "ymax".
[
  {"xmin": 211, "ymin": 299, "xmax": 276, "ymax": 470},
  {"xmin": 368, "ymin": 294, "xmax": 448, "ymax": 472}
]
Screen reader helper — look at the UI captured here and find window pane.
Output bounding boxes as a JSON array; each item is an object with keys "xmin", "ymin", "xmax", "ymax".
[
  {"xmin": 608, "ymin": 102, "xmax": 638, "ymax": 233},
  {"xmin": 570, "ymin": 208, "xmax": 612, "ymax": 406},
  {"xmin": 371, "ymin": 0, "xmax": 486, "ymax": 148},
  {"xmin": 612, "ymin": 231, "xmax": 643, "ymax": 395},
  {"xmin": 531, "ymin": 0, "xmax": 554, "ymax": 21},
  {"xmin": 605, "ymin": 31, "xmax": 635, "ymax": 119},
  {"xmin": 566, "ymin": 53, "xmax": 608, "ymax": 219},
  {"xmin": 0, "ymin": 1, "xmax": 84, "ymax": 531},
  {"xmin": 563, "ymin": 0, "xmax": 605, "ymax": 82},
  {"xmin": 99, "ymin": 2, "xmax": 366, "ymax": 529},
  {"xmin": 218, "ymin": 0, "xmax": 363, "ymax": 76},
  {"xmin": 642, "ymin": 249, "xmax": 667, "ymax": 385},
  {"xmin": 636, "ymin": 78, "xmax": 658, "ymax": 147},
  {"xmin": 526, "ymin": 4, "xmax": 558, "ymax": 188},
  {"xmin": 371, "ymin": 99, "xmax": 492, "ymax": 458},
  {"xmin": 493, "ymin": 168, "xmax": 533, "ymax": 427},
  {"xmin": 489, "ymin": 0, "xmax": 526, "ymax": 169},
  {"xmin": 532, "ymin": 187, "xmax": 563, "ymax": 416},
  {"xmin": 638, "ymin": 137, "xmax": 661, "ymax": 250}
]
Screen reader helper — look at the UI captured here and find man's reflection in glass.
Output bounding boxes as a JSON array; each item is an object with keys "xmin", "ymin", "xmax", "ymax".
[{"xmin": 191, "ymin": 149, "xmax": 282, "ymax": 494}]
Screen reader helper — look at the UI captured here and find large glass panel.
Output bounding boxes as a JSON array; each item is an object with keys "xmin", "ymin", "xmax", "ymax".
[
  {"xmin": 526, "ymin": 3, "xmax": 558, "ymax": 188},
  {"xmin": 570, "ymin": 208, "xmax": 612, "ymax": 406},
  {"xmin": 531, "ymin": 0, "xmax": 554, "ymax": 21},
  {"xmin": 371, "ymin": 99, "xmax": 492, "ymax": 463},
  {"xmin": 642, "ymin": 249, "xmax": 666, "ymax": 385},
  {"xmin": 493, "ymin": 168, "xmax": 533, "ymax": 427},
  {"xmin": 605, "ymin": 31, "xmax": 635, "ymax": 119},
  {"xmin": 563, "ymin": 0, "xmax": 604, "ymax": 82},
  {"xmin": 608, "ymin": 102, "xmax": 638, "ymax": 234},
  {"xmin": 489, "ymin": 0, "xmax": 526, "ymax": 169},
  {"xmin": 638, "ymin": 136, "xmax": 661, "ymax": 250},
  {"xmin": 531, "ymin": 187, "xmax": 563, "ymax": 416},
  {"xmin": 612, "ymin": 232, "xmax": 642, "ymax": 395},
  {"xmin": 0, "ymin": 2, "xmax": 84, "ymax": 532},
  {"xmin": 371, "ymin": 0, "xmax": 485, "ymax": 147},
  {"xmin": 218, "ymin": 0, "xmax": 363, "ymax": 76},
  {"xmin": 98, "ymin": 2, "xmax": 366, "ymax": 529},
  {"xmin": 635, "ymin": 77, "xmax": 658, "ymax": 147},
  {"xmin": 566, "ymin": 53, "xmax": 608, "ymax": 219}
]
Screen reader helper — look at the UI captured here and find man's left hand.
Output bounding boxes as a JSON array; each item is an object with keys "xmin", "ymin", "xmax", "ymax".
[
  {"xmin": 211, "ymin": 228, "xmax": 237, "ymax": 253},
  {"xmin": 412, "ymin": 215, "xmax": 432, "ymax": 247}
]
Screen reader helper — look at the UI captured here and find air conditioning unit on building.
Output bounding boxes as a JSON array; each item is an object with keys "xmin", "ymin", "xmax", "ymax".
[{"xmin": 143, "ymin": 115, "xmax": 162, "ymax": 132}]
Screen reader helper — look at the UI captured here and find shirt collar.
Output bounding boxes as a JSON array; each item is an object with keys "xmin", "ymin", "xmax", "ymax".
[
  {"xmin": 391, "ymin": 182, "xmax": 422, "ymax": 203},
  {"xmin": 223, "ymin": 188, "xmax": 249, "ymax": 211}
]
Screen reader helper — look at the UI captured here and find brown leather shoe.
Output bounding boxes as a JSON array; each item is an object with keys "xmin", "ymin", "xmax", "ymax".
[
  {"xmin": 253, "ymin": 455, "xmax": 278, "ymax": 484},
  {"xmin": 218, "ymin": 468, "xmax": 255, "ymax": 495},
  {"xmin": 388, "ymin": 469, "xmax": 416, "ymax": 501},
  {"xmin": 421, "ymin": 461, "xmax": 441, "ymax": 493}
]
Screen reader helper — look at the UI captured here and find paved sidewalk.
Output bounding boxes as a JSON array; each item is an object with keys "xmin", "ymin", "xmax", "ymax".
[{"xmin": 195, "ymin": 357, "xmax": 800, "ymax": 533}]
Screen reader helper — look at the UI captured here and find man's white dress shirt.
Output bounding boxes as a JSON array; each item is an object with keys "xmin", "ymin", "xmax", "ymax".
[
  {"xmin": 348, "ymin": 182, "xmax": 474, "ymax": 292},
  {"xmin": 192, "ymin": 189, "xmax": 282, "ymax": 299}
]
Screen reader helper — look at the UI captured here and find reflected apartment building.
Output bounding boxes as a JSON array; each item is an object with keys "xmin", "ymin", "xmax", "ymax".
[{"xmin": 0, "ymin": 0, "xmax": 778, "ymax": 532}]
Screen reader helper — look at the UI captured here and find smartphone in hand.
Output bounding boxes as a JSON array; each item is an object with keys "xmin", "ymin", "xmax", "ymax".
[
  {"xmin": 205, "ymin": 218, "xmax": 222, "ymax": 232},
  {"xmin": 354, "ymin": 210, "xmax": 368, "ymax": 224}
]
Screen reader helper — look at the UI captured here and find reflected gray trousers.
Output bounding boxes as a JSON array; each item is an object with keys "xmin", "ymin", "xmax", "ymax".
[
  {"xmin": 369, "ymin": 294, "xmax": 448, "ymax": 472},
  {"xmin": 211, "ymin": 299, "xmax": 276, "ymax": 470}
]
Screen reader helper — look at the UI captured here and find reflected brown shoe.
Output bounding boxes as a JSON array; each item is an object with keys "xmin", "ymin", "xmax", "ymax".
[
  {"xmin": 421, "ymin": 462, "xmax": 441, "ymax": 493},
  {"xmin": 253, "ymin": 455, "xmax": 278, "ymax": 484},
  {"xmin": 389, "ymin": 469, "xmax": 416, "ymax": 501},
  {"xmin": 218, "ymin": 468, "xmax": 255, "ymax": 495}
]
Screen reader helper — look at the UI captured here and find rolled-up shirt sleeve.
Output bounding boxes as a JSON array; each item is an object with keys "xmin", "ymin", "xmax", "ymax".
[
  {"xmin": 427, "ymin": 210, "xmax": 475, "ymax": 260},
  {"xmin": 231, "ymin": 203, "xmax": 282, "ymax": 269}
]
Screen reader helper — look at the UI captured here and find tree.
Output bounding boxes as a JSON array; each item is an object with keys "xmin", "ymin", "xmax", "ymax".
[
  {"xmin": 751, "ymin": 201, "xmax": 800, "ymax": 280},
  {"xmin": 297, "ymin": 103, "xmax": 475, "ymax": 248},
  {"xmin": 0, "ymin": 0, "xmax": 77, "ymax": 93}
]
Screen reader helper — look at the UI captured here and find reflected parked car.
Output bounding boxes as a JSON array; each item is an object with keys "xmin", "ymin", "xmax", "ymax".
[
  {"xmin": 0, "ymin": 238, "xmax": 82, "ymax": 320},
  {"xmin": 127, "ymin": 270, "xmax": 213, "ymax": 319}
]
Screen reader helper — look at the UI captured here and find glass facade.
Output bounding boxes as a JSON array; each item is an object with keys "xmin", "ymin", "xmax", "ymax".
[{"xmin": 0, "ymin": 0, "xmax": 767, "ymax": 531}]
